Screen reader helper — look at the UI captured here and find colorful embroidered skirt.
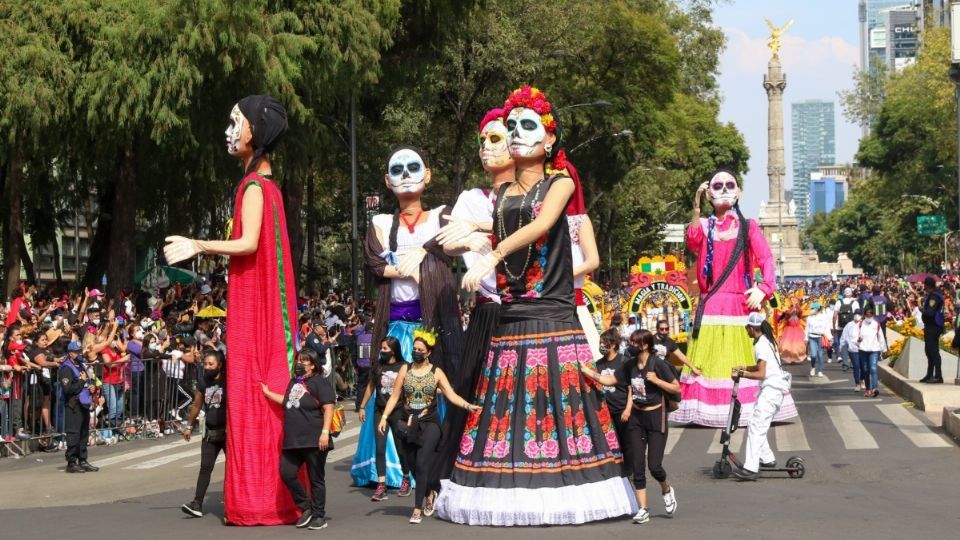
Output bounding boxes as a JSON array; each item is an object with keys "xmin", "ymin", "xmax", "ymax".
[
  {"xmin": 669, "ymin": 320, "xmax": 798, "ymax": 427},
  {"xmin": 435, "ymin": 318, "xmax": 636, "ymax": 526}
]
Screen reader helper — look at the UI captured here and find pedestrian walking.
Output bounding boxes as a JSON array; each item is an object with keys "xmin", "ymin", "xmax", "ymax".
[
  {"xmin": 260, "ymin": 348, "xmax": 336, "ymax": 530},
  {"xmin": 919, "ymin": 277, "xmax": 945, "ymax": 384},
  {"xmin": 181, "ymin": 350, "xmax": 227, "ymax": 518},
  {"xmin": 595, "ymin": 329, "xmax": 632, "ymax": 477},
  {"xmin": 806, "ymin": 303, "xmax": 830, "ymax": 377},
  {"xmin": 840, "ymin": 311, "xmax": 864, "ymax": 391},
  {"xmin": 833, "ymin": 288, "xmax": 859, "ymax": 371},
  {"xmin": 856, "ymin": 305, "xmax": 887, "ymax": 398}
]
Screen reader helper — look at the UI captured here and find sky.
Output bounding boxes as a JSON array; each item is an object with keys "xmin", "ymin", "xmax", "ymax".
[{"xmin": 712, "ymin": 0, "xmax": 862, "ymax": 218}]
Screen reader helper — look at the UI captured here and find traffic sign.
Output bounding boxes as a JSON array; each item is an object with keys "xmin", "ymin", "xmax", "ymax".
[{"xmin": 917, "ymin": 214, "xmax": 947, "ymax": 236}]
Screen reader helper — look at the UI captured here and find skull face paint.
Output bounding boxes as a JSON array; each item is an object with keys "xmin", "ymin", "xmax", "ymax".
[
  {"xmin": 386, "ymin": 148, "xmax": 427, "ymax": 195},
  {"xmin": 478, "ymin": 119, "xmax": 512, "ymax": 169},
  {"xmin": 506, "ymin": 108, "xmax": 547, "ymax": 158},
  {"xmin": 708, "ymin": 171, "xmax": 740, "ymax": 210},
  {"xmin": 225, "ymin": 105, "xmax": 245, "ymax": 156}
]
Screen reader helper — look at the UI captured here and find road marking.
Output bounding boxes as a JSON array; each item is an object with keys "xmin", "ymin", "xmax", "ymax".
[
  {"xmin": 826, "ymin": 405, "xmax": 878, "ymax": 449},
  {"xmin": 126, "ymin": 449, "xmax": 202, "ymax": 469},
  {"xmin": 664, "ymin": 427, "xmax": 684, "ymax": 455},
  {"xmin": 182, "ymin": 455, "xmax": 226, "ymax": 468},
  {"xmin": 774, "ymin": 418, "xmax": 810, "ymax": 451},
  {"xmin": 708, "ymin": 428, "xmax": 743, "ymax": 454},
  {"xmin": 876, "ymin": 404, "xmax": 953, "ymax": 448},
  {"xmin": 95, "ymin": 438, "xmax": 199, "ymax": 468},
  {"xmin": 329, "ymin": 442, "xmax": 358, "ymax": 462},
  {"xmin": 794, "ymin": 399, "xmax": 874, "ymax": 405},
  {"xmin": 337, "ymin": 426, "xmax": 361, "ymax": 441}
]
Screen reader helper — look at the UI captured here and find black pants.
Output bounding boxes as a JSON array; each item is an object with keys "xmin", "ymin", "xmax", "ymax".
[
  {"xmin": 375, "ymin": 408, "xmax": 409, "ymax": 478},
  {"xmin": 404, "ymin": 421, "xmax": 441, "ymax": 509},
  {"xmin": 64, "ymin": 404, "xmax": 90, "ymax": 465},
  {"xmin": 628, "ymin": 408, "xmax": 668, "ymax": 490},
  {"xmin": 924, "ymin": 327, "xmax": 943, "ymax": 379},
  {"xmin": 193, "ymin": 435, "xmax": 226, "ymax": 505},
  {"xmin": 280, "ymin": 447, "xmax": 329, "ymax": 518},
  {"xmin": 612, "ymin": 411, "xmax": 632, "ymax": 478}
]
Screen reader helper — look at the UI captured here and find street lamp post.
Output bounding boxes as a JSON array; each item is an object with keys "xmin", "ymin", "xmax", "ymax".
[
  {"xmin": 350, "ymin": 94, "xmax": 359, "ymax": 305},
  {"xmin": 569, "ymin": 129, "xmax": 634, "ymax": 154},
  {"xmin": 951, "ymin": 2, "xmax": 960, "ymax": 281}
]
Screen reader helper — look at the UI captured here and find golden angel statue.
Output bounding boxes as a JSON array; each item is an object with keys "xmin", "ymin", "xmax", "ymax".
[{"xmin": 764, "ymin": 17, "xmax": 794, "ymax": 58}]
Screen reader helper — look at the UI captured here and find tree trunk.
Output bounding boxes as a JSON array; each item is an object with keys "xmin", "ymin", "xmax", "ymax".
[
  {"xmin": 3, "ymin": 144, "xmax": 24, "ymax": 298},
  {"xmin": 82, "ymin": 170, "xmax": 115, "ymax": 289},
  {"xmin": 282, "ymin": 170, "xmax": 304, "ymax": 286},
  {"xmin": 17, "ymin": 232, "xmax": 36, "ymax": 285},
  {"xmin": 106, "ymin": 143, "xmax": 137, "ymax": 298},
  {"xmin": 52, "ymin": 237, "xmax": 63, "ymax": 287}
]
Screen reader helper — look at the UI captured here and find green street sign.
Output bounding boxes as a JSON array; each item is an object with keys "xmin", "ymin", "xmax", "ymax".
[{"xmin": 917, "ymin": 214, "xmax": 947, "ymax": 236}]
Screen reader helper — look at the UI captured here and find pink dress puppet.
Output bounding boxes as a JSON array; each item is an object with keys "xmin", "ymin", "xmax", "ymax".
[{"xmin": 669, "ymin": 172, "xmax": 797, "ymax": 427}]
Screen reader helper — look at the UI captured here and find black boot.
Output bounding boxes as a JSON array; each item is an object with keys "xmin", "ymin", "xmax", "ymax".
[
  {"xmin": 66, "ymin": 462, "xmax": 86, "ymax": 474},
  {"xmin": 79, "ymin": 461, "xmax": 99, "ymax": 472}
]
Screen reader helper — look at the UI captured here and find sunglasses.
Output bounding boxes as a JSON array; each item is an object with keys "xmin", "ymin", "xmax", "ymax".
[
  {"xmin": 657, "ymin": 327, "xmax": 669, "ymax": 332},
  {"xmin": 711, "ymin": 181, "xmax": 737, "ymax": 191}
]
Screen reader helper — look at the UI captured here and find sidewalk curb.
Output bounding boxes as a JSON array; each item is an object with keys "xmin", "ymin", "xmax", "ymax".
[
  {"xmin": 943, "ymin": 408, "xmax": 960, "ymax": 443},
  {"xmin": 879, "ymin": 360, "xmax": 960, "ymax": 424}
]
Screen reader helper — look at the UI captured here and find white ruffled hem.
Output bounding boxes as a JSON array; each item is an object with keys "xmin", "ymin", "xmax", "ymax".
[{"xmin": 435, "ymin": 476, "xmax": 638, "ymax": 526}]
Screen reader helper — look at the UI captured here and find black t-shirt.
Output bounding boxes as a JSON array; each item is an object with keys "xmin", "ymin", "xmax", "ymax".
[
  {"xmin": 653, "ymin": 334, "xmax": 678, "ymax": 361},
  {"xmin": 375, "ymin": 361, "xmax": 404, "ymax": 410},
  {"xmin": 595, "ymin": 353, "xmax": 628, "ymax": 414},
  {"xmin": 282, "ymin": 375, "xmax": 337, "ymax": 450},
  {"xmin": 616, "ymin": 356, "xmax": 677, "ymax": 408},
  {"xmin": 198, "ymin": 375, "xmax": 226, "ymax": 430}
]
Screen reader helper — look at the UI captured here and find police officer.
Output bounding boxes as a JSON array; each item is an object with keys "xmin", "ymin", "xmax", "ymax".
[
  {"xmin": 59, "ymin": 340, "xmax": 99, "ymax": 473},
  {"xmin": 920, "ymin": 276, "xmax": 945, "ymax": 383}
]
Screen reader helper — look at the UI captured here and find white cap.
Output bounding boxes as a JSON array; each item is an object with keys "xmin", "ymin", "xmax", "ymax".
[{"xmin": 746, "ymin": 312, "xmax": 766, "ymax": 327}]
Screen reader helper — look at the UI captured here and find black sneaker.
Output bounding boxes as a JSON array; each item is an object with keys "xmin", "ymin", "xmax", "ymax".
[
  {"xmin": 919, "ymin": 376, "xmax": 932, "ymax": 383},
  {"xmin": 181, "ymin": 501, "xmax": 203, "ymax": 518},
  {"xmin": 295, "ymin": 509, "xmax": 313, "ymax": 528},
  {"xmin": 732, "ymin": 467, "xmax": 758, "ymax": 481},
  {"xmin": 307, "ymin": 517, "xmax": 328, "ymax": 530},
  {"xmin": 65, "ymin": 463, "xmax": 86, "ymax": 474},
  {"xmin": 79, "ymin": 461, "xmax": 99, "ymax": 472},
  {"xmin": 927, "ymin": 378, "xmax": 944, "ymax": 384}
]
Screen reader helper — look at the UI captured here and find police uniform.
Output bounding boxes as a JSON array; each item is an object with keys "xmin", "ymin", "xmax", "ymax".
[
  {"xmin": 920, "ymin": 288, "xmax": 945, "ymax": 382},
  {"xmin": 59, "ymin": 348, "xmax": 98, "ymax": 473}
]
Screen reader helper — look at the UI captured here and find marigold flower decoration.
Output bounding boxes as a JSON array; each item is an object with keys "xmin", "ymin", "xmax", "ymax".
[
  {"xmin": 413, "ymin": 327, "xmax": 438, "ymax": 348},
  {"xmin": 503, "ymin": 85, "xmax": 557, "ymax": 133}
]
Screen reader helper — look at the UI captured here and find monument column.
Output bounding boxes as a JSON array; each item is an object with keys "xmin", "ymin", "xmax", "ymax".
[{"xmin": 764, "ymin": 57, "xmax": 787, "ymax": 210}]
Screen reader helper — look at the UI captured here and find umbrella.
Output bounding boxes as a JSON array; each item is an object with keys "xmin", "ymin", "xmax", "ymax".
[
  {"xmin": 196, "ymin": 306, "xmax": 227, "ymax": 318},
  {"xmin": 135, "ymin": 266, "xmax": 198, "ymax": 289},
  {"xmin": 906, "ymin": 272, "xmax": 939, "ymax": 284}
]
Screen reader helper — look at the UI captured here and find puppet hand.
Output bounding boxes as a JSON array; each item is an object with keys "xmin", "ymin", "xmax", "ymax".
[
  {"xmin": 744, "ymin": 287, "xmax": 766, "ymax": 310},
  {"xmin": 462, "ymin": 253, "xmax": 499, "ymax": 293},
  {"xmin": 164, "ymin": 236, "xmax": 201, "ymax": 265},
  {"xmin": 463, "ymin": 233, "xmax": 492, "ymax": 254},
  {"xmin": 436, "ymin": 217, "xmax": 478, "ymax": 247},
  {"xmin": 396, "ymin": 247, "xmax": 426, "ymax": 279}
]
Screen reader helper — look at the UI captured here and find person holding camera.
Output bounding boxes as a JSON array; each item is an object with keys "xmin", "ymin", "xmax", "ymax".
[
  {"xmin": 59, "ymin": 340, "xmax": 99, "ymax": 473},
  {"xmin": 181, "ymin": 350, "xmax": 227, "ymax": 518}
]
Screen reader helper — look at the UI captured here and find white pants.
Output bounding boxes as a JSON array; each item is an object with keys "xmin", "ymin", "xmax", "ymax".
[{"xmin": 744, "ymin": 386, "xmax": 784, "ymax": 472}]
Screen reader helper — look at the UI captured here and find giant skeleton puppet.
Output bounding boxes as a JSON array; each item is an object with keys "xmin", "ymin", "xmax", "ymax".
[
  {"xmin": 163, "ymin": 96, "xmax": 302, "ymax": 526},
  {"xmin": 353, "ymin": 146, "xmax": 464, "ymax": 487},
  {"xmin": 670, "ymin": 171, "xmax": 797, "ymax": 427}
]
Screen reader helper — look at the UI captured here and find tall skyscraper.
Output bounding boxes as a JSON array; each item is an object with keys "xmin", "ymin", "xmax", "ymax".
[{"xmin": 791, "ymin": 99, "xmax": 835, "ymax": 229}]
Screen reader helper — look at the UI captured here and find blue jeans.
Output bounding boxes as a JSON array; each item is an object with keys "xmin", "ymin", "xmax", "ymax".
[
  {"xmin": 860, "ymin": 351, "xmax": 880, "ymax": 391},
  {"xmin": 105, "ymin": 383, "xmax": 125, "ymax": 424},
  {"xmin": 845, "ymin": 347, "xmax": 862, "ymax": 384},
  {"xmin": 808, "ymin": 337, "xmax": 824, "ymax": 372}
]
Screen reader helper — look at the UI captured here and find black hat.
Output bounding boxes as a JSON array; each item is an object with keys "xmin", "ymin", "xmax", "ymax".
[{"xmin": 924, "ymin": 276, "xmax": 937, "ymax": 288}]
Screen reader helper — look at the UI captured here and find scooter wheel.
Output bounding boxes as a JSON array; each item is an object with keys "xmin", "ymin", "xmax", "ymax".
[
  {"xmin": 713, "ymin": 459, "xmax": 732, "ymax": 479},
  {"xmin": 786, "ymin": 457, "xmax": 805, "ymax": 478}
]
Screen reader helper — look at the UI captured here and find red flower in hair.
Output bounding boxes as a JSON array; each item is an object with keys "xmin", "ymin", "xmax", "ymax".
[{"xmin": 504, "ymin": 85, "xmax": 557, "ymax": 133}]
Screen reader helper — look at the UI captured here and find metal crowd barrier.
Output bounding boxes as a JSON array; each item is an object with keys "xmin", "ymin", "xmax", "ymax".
[{"xmin": 0, "ymin": 357, "xmax": 196, "ymax": 459}]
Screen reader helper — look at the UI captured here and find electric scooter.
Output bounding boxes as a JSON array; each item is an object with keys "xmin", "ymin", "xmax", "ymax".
[{"xmin": 711, "ymin": 374, "xmax": 806, "ymax": 479}]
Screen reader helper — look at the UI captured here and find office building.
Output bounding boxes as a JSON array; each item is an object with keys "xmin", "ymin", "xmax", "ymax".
[
  {"xmin": 791, "ymin": 100, "xmax": 836, "ymax": 229},
  {"xmin": 809, "ymin": 166, "xmax": 849, "ymax": 218}
]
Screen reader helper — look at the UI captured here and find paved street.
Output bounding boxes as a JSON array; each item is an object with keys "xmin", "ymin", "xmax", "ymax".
[{"xmin": 2, "ymin": 361, "xmax": 959, "ymax": 539}]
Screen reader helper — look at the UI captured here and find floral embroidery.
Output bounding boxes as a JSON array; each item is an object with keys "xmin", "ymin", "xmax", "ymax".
[
  {"xmin": 605, "ymin": 429, "xmax": 620, "ymax": 450},
  {"xmin": 460, "ymin": 433, "xmax": 475, "ymax": 455}
]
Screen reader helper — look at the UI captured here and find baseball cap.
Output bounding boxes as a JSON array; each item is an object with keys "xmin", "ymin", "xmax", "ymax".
[
  {"xmin": 746, "ymin": 312, "xmax": 766, "ymax": 327},
  {"xmin": 67, "ymin": 341, "xmax": 82, "ymax": 352},
  {"xmin": 843, "ymin": 287, "xmax": 853, "ymax": 296},
  {"xmin": 88, "ymin": 289, "xmax": 103, "ymax": 297}
]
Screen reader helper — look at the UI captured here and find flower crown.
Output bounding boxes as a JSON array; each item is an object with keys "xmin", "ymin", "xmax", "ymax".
[
  {"xmin": 413, "ymin": 327, "xmax": 438, "ymax": 348},
  {"xmin": 503, "ymin": 85, "xmax": 557, "ymax": 133}
]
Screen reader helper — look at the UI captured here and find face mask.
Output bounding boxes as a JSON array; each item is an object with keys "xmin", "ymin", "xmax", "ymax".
[
  {"xmin": 626, "ymin": 345, "xmax": 640, "ymax": 358},
  {"xmin": 225, "ymin": 104, "xmax": 244, "ymax": 155},
  {"xmin": 506, "ymin": 108, "xmax": 547, "ymax": 158},
  {"xmin": 134, "ymin": 330, "xmax": 144, "ymax": 340},
  {"xmin": 141, "ymin": 320, "xmax": 152, "ymax": 329},
  {"xmin": 378, "ymin": 351, "xmax": 392, "ymax": 363},
  {"xmin": 386, "ymin": 148, "xmax": 427, "ymax": 195},
  {"xmin": 412, "ymin": 351, "xmax": 427, "ymax": 363},
  {"xmin": 149, "ymin": 343, "xmax": 159, "ymax": 351},
  {"xmin": 203, "ymin": 368, "xmax": 220, "ymax": 381},
  {"xmin": 854, "ymin": 315, "xmax": 862, "ymax": 322},
  {"xmin": 43, "ymin": 316, "xmax": 52, "ymax": 324},
  {"xmin": 294, "ymin": 363, "xmax": 308, "ymax": 377},
  {"xmin": 598, "ymin": 345, "xmax": 609, "ymax": 356},
  {"xmin": 90, "ymin": 318, "xmax": 100, "ymax": 326}
]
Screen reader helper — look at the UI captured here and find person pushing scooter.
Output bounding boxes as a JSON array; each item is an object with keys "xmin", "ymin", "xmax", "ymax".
[{"xmin": 731, "ymin": 312, "xmax": 792, "ymax": 481}]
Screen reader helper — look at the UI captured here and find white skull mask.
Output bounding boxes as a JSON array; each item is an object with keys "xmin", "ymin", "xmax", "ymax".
[
  {"xmin": 386, "ymin": 148, "xmax": 427, "ymax": 194},
  {"xmin": 506, "ymin": 108, "xmax": 547, "ymax": 158},
  {"xmin": 479, "ymin": 119, "xmax": 512, "ymax": 169},
  {"xmin": 225, "ymin": 104, "xmax": 245, "ymax": 155},
  {"xmin": 708, "ymin": 171, "xmax": 740, "ymax": 210}
]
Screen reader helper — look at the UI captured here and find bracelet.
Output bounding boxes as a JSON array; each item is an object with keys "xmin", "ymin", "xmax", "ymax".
[{"xmin": 321, "ymin": 429, "xmax": 330, "ymax": 434}]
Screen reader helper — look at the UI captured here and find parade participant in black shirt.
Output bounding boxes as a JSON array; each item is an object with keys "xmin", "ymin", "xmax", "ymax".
[
  {"xmin": 357, "ymin": 336, "xmax": 411, "ymax": 501},
  {"xmin": 261, "ymin": 348, "xmax": 336, "ymax": 530},
  {"xmin": 594, "ymin": 328, "xmax": 631, "ymax": 477},
  {"xmin": 182, "ymin": 350, "xmax": 227, "ymax": 518},
  {"xmin": 582, "ymin": 329, "xmax": 679, "ymax": 524},
  {"xmin": 58, "ymin": 340, "xmax": 99, "ymax": 473}
]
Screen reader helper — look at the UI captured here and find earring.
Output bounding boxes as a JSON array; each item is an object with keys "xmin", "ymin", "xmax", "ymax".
[{"xmin": 544, "ymin": 143, "xmax": 553, "ymax": 156}]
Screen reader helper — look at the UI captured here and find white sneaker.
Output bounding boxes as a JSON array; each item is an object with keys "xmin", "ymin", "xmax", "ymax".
[
  {"xmin": 632, "ymin": 508, "xmax": 650, "ymax": 524},
  {"xmin": 854, "ymin": 384, "xmax": 861, "ymax": 392},
  {"xmin": 827, "ymin": 358, "xmax": 832, "ymax": 364},
  {"xmin": 809, "ymin": 368, "xmax": 816, "ymax": 377},
  {"xmin": 817, "ymin": 372, "xmax": 824, "ymax": 377},
  {"xmin": 663, "ymin": 486, "xmax": 677, "ymax": 516}
]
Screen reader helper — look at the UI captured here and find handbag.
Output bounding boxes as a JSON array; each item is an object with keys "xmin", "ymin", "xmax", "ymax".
[
  {"xmin": 820, "ymin": 334, "xmax": 832, "ymax": 349},
  {"xmin": 303, "ymin": 381, "xmax": 346, "ymax": 438}
]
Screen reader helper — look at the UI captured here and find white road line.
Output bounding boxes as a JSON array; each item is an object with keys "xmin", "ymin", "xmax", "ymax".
[
  {"xmin": 664, "ymin": 427, "xmax": 685, "ymax": 455},
  {"xmin": 876, "ymin": 404, "xmax": 953, "ymax": 448},
  {"xmin": 126, "ymin": 449, "xmax": 203, "ymax": 469},
  {"xmin": 826, "ymin": 405, "xmax": 878, "ymax": 449},
  {"xmin": 183, "ymin": 455, "xmax": 226, "ymax": 468},
  {"xmin": 708, "ymin": 428, "xmax": 743, "ymax": 454},
  {"xmin": 774, "ymin": 418, "xmax": 810, "ymax": 451},
  {"xmin": 95, "ymin": 438, "xmax": 199, "ymax": 467},
  {"xmin": 328, "ymin": 442, "xmax": 358, "ymax": 462},
  {"xmin": 337, "ymin": 426, "xmax": 361, "ymax": 441},
  {"xmin": 794, "ymin": 399, "xmax": 872, "ymax": 405}
]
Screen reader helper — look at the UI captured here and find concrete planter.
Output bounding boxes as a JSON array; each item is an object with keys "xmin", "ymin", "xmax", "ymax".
[{"xmin": 886, "ymin": 329, "xmax": 960, "ymax": 382}]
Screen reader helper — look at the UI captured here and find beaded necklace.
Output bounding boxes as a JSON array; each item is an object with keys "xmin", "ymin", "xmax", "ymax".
[{"xmin": 496, "ymin": 178, "xmax": 544, "ymax": 281}]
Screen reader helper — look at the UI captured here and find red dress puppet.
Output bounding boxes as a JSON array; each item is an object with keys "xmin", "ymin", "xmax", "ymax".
[{"xmin": 225, "ymin": 172, "xmax": 300, "ymax": 525}]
